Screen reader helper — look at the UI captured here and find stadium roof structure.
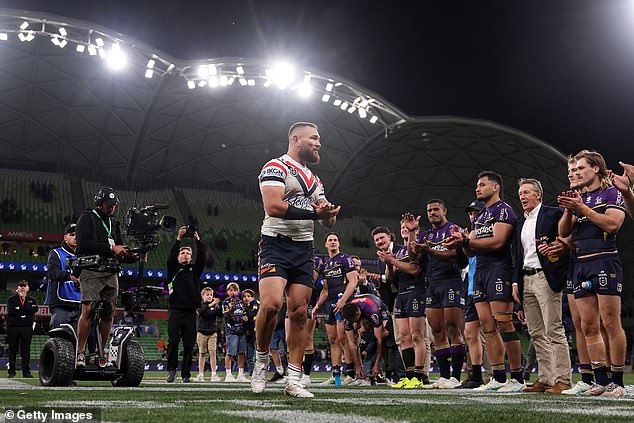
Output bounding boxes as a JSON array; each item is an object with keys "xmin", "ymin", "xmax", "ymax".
[{"xmin": 0, "ymin": 8, "xmax": 570, "ymax": 217}]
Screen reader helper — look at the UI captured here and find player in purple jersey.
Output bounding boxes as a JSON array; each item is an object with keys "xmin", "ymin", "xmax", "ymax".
[
  {"xmin": 341, "ymin": 294, "xmax": 390, "ymax": 382},
  {"xmin": 610, "ymin": 161, "xmax": 634, "ymax": 218},
  {"xmin": 405, "ymin": 199, "xmax": 466, "ymax": 389},
  {"xmin": 444, "ymin": 171, "xmax": 524, "ymax": 392},
  {"xmin": 380, "ymin": 219, "xmax": 428, "ymax": 389},
  {"xmin": 313, "ymin": 232, "xmax": 359, "ymax": 384},
  {"xmin": 558, "ymin": 150, "xmax": 627, "ymax": 397}
]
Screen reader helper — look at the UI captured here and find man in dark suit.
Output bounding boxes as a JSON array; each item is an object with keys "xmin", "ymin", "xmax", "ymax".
[{"xmin": 514, "ymin": 178, "xmax": 571, "ymax": 394}]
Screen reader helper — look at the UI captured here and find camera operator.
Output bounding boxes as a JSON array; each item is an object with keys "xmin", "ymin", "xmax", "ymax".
[
  {"xmin": 165, "ymin": 225, "xmax": 206, "ymax": 383},
  {"xmin": 45, "ymin": 223, "xmax": 81, "ymax": 331},
  {"xmin": 75, "ymin": 187, "xmax": 136, "ymax": 367}
]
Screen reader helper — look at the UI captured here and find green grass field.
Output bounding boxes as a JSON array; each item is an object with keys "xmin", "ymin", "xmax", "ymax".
[{"xmin": 1, "ymin": 372, "xmax": 633, "ymax": 422}]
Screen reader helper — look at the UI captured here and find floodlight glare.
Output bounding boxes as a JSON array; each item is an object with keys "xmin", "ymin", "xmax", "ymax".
[
  {"xmin": 146, "ymin": 59, "xmax": 155, "ymax": 69},
  {"xmin": 95, "ymin": 37, "xmax": 104, "ymax": 47},
  {"xmin": 239, "ymin": 77, "xmax": 247, "ymax": 86},
  {"xmin": 187, "ymin": 80, "xmax": 196, "ymax": 89},
  {"xmin": 209, "ymin": 64, "xmax": 218, "ymax": 75},
  {"xmin": 144, "ymin": 69, "xmax": 154, "ymax": 79},
  {"xmin": 270, "ymin": 62, "xmax": 295, "ymax": 88},
  {"xmin": 333, "ymin": 99, "xmax": 342, "ymax": 106},
  {"xmin": 298, "ymin": 83, "xmax": 312, "ymax": 98},
  {"xmin": 358, "ymin": 108, "xmax": 367, "ymax": 118},
  {"xmin": 247, "ymin": 79, "xmax": 255, "ymax": 86},
  {"xmin": 321, "ymin": 94, "xmax": 330, "ymax": 102},
  {"xmin": 219, "ymin": 75, "xmax": 228, "ymax": 86},
  {"xmin": 58, "ymin": 27, "xmax": 67, "ymax": 37},
  {"xmin": 0, "ymin": 33, "xmax": 7, "ymax": 41},
  {"xmin": 263, "ymin": 79, "xmax": 272, "ymax": 87},
  {"xmin": 20, "ymin": 21, "xmax": 29, "ymax": 30},
  {"xmin": 197, "ymin": 80, "xmax": 207, "ymax": 87},
  {"xmin": 370, "ymin": 116, "xmax": 378, "ymax": 124},
  {"xmin": 340, "ymin": 102, "xmax": 349, "ymax": 110},
  {"xmin": 348, "ymin": 106, "xmax": 356, "ymax": 113},
  {"xmin": 198, "ymin": 65, "xmax": 209, "ymax": 78},
  {"xmin": 97, "ymin": 48, "xmax": 107, "ymax": 59},
  {"xmin": 106, "ymin": 44, "xmax": 126, "ymax": 70},
  {"xmin": 325, "ymin": 82, "xmax": 334, "ymax": 92},
  {"xmin": 236, "ymin": 66, "xmax": 244, "ymax": 75},
  {"xmin": 303, "ymin": 74, "xmax": 311, "ymax": 84},
  {"xmin": 227, "ymin": 76, "xmax": 235, "ymax": 85},
  {"xmin": 209, "ymin": 76, "xmax": 219, "ymax": 87},
  {"xmin": 87, "ymin": 44, "xmax": 97, "ymax": 55},
  {"xmin": 76, "ymin": 44, "xmax": 85, "ymax": 52}
]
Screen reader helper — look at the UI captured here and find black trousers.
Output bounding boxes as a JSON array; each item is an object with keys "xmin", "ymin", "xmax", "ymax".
[
  {"xmin": 7, "ymin": 326, "xmax": 33, "ymax": 374},
  {"xmin": 167, "ymin": 308, "xmax": 197, "ymax": 377}
]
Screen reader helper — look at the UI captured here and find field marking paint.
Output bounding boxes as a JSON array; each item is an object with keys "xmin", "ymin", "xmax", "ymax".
[
  {"xmin": 44, "ymin": 399, "xmax": 284, "ymax": 409},
  {"xmin": 220, "ymin": 409, "xmax": 409, "ymax": 423}
]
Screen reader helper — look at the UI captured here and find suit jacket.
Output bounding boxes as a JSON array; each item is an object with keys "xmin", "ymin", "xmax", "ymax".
[{"xmin": 514, "ymin": 204, "xmax": 569, "ymax": 296}]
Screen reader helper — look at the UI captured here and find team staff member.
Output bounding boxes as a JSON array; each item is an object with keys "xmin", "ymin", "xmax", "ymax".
[
  {"xmin": 514, "ymin": 178, "xmax": 571, "ymax": 394},
  {"xmin": 7, "ymin": 280, "xmax": 38, "ymax": 378},
  {"xmin": 46, "ymin": 223, "xmax": 81, "ymax": 331},
  {"xmin": 558, "ymin": 150, "xmax": 627, "ymax": 396},
  {"xmin": 251, "ymin": 122, "xmax": 339, "ymax": 398},
  {"xmin": 75, "ymin": 187, "xmax": 135, "ymax": 367},
  {"xmin": 165, "ymin": 226, "xmax": 206, "ymax": 383}
]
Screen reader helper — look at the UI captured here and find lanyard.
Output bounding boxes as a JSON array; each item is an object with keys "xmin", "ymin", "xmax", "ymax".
[
  {"xmin": 168, "ymin": 267, "xmax": 187, "ymax": 293},
  {"xmin": 92, "ymin": 209, "xmax": 112, "ymax": 239}
]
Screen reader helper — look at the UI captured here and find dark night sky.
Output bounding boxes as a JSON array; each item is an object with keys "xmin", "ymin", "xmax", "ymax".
[{"xmin": 5, "ymin": 0, "xmax": 634, "ymax": 169}]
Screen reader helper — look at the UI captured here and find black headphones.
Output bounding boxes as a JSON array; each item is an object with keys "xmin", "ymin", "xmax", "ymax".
[{"xmin": 94, "ymin": 187, "xmax": 119, "ymax": 207}]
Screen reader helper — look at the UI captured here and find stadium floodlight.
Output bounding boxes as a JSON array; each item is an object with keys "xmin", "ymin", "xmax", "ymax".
[
  {"xmin": 97, "ymin": 47, "xmax": 107, "ymax": 59},
  {"xmin": 95, "ymin": 37, "xmax": 104, "ymax": 47},
  {"xmin": 209, "ymin": 64, "xmax": 218, "ymax": 75},
  {"xmin": 198, "ymin": 65, "xmax": 208, "ymax": 78},
  {"xmin": 358, "ymin": 108, "xmax": 367, "ymax": 118},
  {"xmin": 187, "ymin": 80, "xmax": 196, "ymax": 89},
  {"xmin": 219, "ymin": 75, "xmax": 228, "ymax": 86},
  {"xmin": 340, "ymin": 102, "xmax": 349, "ymax": 110},
  {"xmin": 269, "ymin": 62, "xmax": 295, "ymax": 88},
  {"xmin": 76, "ymin": 44, "xmax": 85, "ymax": 52},
  {"xmin": 236, "ymin": 66, "xmax": 244, "ymax": 75},
  {"xmin": 227, "ymin": 76, "xmax": 235, "ymax": 85},
  {"xmin": 146, "ymin": 59, "xmax": 155, "ymax": 69},
  {"xmin": 348, "ymin": 106, "xmax": 356, "ymax": 113},
  {"xmin": 51, "ymin": 35, "xmax": 67, "ymax": 48},
  {"xmin": 20, "ymin": 21, "xmax": 29, "ymax": 30},
  {"xmin": 209, "ymin": 76, "xmax": 219, "ymax": 87},
  {"xmin": 370, "ymin": 115, "xmax": 378, "ymax": 124},
  {"xmin": 321, "ymin": 94, "xmax": 330, "ymax": 102},
  {"xmin": 18, "ymin": 31, "xmax": 35, "ymax": 42},
  {"xmin": 58, "ymin": 27, "xmax": 67, "ymax": 37},
  {"xmin": 303, "ymin": 74, "xmax": 311, "ymax": 84},
  {"xmin": 239, "ymin": 77, "xmax": 247, "ymax": 86},
  {"xmin": 333, "ymin": 99, "xmax": 342, "ymax": 106},
  {"xmin": 263, "ymin": 79, "xmax": 272, "ymax": 87},
  {"xmin": 298, "ymin": 83, "xmax": 312, "ymax": 98},
  {"xmin": 51, "ymin": 36, "xmax": 59, "ymax": 46},
  {"xmin": 360, "ymin": 99, "xmax": 369, "ymax": 107},
  {"xmin": 0, "ymin": 33, "xmax": 7, "ymax": 41},
  {"xmin": 325, "ymin": 82, "xmax": 334, "ymax": 92},
  {"xmin": 106, "ymin": 43, "xmax": 126, "ymax": 70},
  {"xmin": 247, "ymin": 79, "xmax": 255, "ymax": 86},
  {"xmin": 144, "ymin": 69, "xmax": 153, "ymax": 79},
  {"xmin": 87, "ymin": 44, "xmax": 97, "ymax": 55},
  {"xmin": 197, "ymin": 80, "xmax": 207, "ymax": 87}
]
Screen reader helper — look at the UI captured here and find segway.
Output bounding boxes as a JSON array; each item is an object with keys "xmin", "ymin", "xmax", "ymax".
[{"xmin": 39, "ymin": 301, "xmax": 145, "ymax": 387}]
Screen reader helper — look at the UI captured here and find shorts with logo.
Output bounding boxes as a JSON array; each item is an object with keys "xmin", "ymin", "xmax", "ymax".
[
  {"xmin": 393, "ymin": 287, "xmax": 426, "ymax": 319},
  {"xmin": 425, "ymin": 279, "xmax": 465, "ymax": 309},
  {"xmin": 472, "ymin": 265, "xmax": 513, "ymax": 303},
  {"xmin": 196, "ymin": 332, "xmax": 218, "ymax": 354},
  {"xmin": 79, "ymin": 269, "xmax": 118, "ymax": 303},
  {"xmin": 323, "ymin": 297, "xmax": 346, "ymax": 325},
  {"xmin": 573, "ymin": 253, "xmax": 623, "ymax": 298},
  {"xmin": 566, "ymin": 255, "xmax": 576, "ymax": 295},
  {"xmin": 258, "ymin": 235, "xmax": 314, "ymax": 287},
  {"xmin": 226, "ymin": 333, "xmax": 246, "ymax": 356},
  {"xmin": 464, "ymin": 295, "xmax": 479, "ymax": 323}
]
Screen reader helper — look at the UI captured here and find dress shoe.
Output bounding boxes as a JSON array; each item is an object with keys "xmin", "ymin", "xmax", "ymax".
[
  {"xmin": 22, "ymin": 372, "xmax": 33, "ymax": 378},
  {"xmin": 545, "ymin": 381, "xmax": 572, "ymax": 394},
  {"xmin": 522, "ymin": 381, "xmax": 551, "ymax": 392},
  {"xmin": 166, "ymin": 370, "xmax": 177, "ymax": 383}
]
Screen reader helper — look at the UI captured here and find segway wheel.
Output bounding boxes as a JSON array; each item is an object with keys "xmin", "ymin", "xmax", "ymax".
[
  {"xmin": 112, "ymin": 340, "xmax": 145, "ymax": 387},
  {"xmin": 39, "ymin": 337, "xmax": 75, "ymax": 387}
]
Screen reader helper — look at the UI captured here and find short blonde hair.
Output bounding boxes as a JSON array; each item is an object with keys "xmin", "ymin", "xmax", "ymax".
[
  {"xmin": 201, "ymin": 287, "xmax": 214, "ymax": 296},
  {"xmin": 227, "ymin": 282, "xmax": 240, "ymax": 292}
]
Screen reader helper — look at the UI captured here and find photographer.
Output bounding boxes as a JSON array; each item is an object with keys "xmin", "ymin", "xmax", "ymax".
[
  {"xmin": 75, "ymin": 187, "xmax": 136, "ymax": 367},
  {"xmin": 45, "ymin": 223, "xmax": 81, "ymax": 331},
  {"xmin": 165, "ymin": 225, "xmax": 206, "ymax": 383}
]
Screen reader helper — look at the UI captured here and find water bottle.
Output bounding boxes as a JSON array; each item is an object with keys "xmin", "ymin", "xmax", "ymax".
[
  {"xmin": 334, "ymin": 373, "xmax": 341, "ymax": 386},
  {"xmin": 581, "ymin": 280, "xmax": 593, "ymax": 290}
]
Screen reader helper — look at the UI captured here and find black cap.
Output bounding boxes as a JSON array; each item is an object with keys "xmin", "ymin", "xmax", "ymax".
[
  {"xmin": 94, "ymin": 187, "xmax": 120, "ymax": 207},
  {"xmin": 465, "ymin": 200, "xmax": 486, "ymax": 212},
  {"xmin": 64, "ymin": 223, "xmax": 76, "ymax": 234}
]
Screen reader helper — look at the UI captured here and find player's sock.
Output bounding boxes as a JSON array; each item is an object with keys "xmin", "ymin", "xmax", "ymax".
[
  {"xmin": 435, "ymin": 345, "xmax": 451, "ymax": 379},
  {"xmin": 450, "ymin": 344, "xmax": 466, "ymax": 381},
  {"xmin": 611, "ymin": 364, "xmax": 625, "ymax": 387},
  {"xmin": 303, "ymin": 352, "xmax": 314, "ymax": 376},
  {"xmin": 592, "ymin": 362, "xmax": 609, "ymax": 386},
  {"xmin": 580, "ymin": 364, "xmax": 594, "ymax": 385},
  {"xmin": 401, "ymin": 348, "xmax": 415, "ymax": 379},
  {"xmin": 287, "ymin": 363, "xmax": 302, "ymax": 385}
]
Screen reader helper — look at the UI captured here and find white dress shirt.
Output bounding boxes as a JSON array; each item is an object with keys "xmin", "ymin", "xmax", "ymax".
[{"xmin": 521, "ymin": 202, "xmax": 542, "ymax": 270}]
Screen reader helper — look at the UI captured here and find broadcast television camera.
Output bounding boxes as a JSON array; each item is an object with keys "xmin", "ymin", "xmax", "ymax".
[{"xmin": 125, "ymin": 204, "xmax": 177, "ymax": 253}]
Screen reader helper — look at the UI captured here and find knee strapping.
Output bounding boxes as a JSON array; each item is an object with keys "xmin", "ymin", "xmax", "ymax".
[
  {"xmin": 483, "ymin": 330, "xmax": 499, "ymax": 339},
  {"xmin": 585, "ymin": 334, "xmax": 604, "ymax": 345},
  {"xmin": 500, "ymin": 331, "xmax": 519, "ymax": 342},
  {"xmin": 493, "ymin": 312, "xmax": 513, "ymax": 324}
]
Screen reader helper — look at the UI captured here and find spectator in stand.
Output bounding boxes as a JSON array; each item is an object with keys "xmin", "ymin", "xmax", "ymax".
[
  {"xmin": 194, "ymin": 287, "xmax": 221, "ymax": 382},
  {"xmin": 7, "ymin": 280, "xmax": 38, "ymax": 378}
]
